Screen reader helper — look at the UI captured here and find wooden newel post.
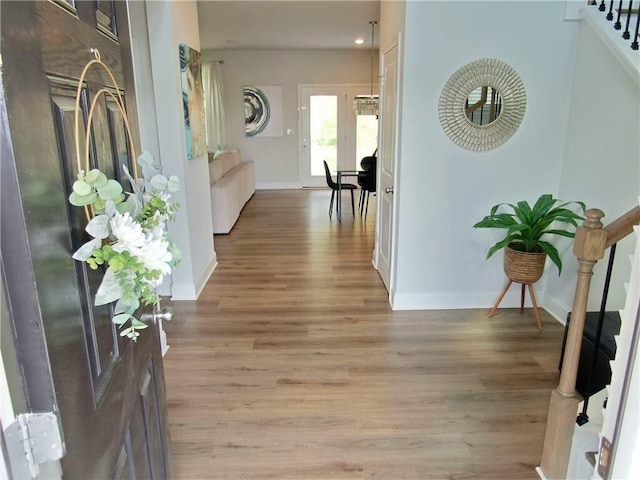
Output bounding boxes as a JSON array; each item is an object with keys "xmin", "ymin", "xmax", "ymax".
[{"xmin": 539, "ymin": 209, "xmax": 607, "ymax": 479}]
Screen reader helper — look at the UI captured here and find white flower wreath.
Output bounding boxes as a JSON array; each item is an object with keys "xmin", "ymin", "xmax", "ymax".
[{"xmin": 69, "ymin": 152, "xmax": 180, "ymax": 340}]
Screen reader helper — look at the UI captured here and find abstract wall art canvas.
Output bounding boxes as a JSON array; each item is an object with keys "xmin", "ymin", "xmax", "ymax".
[
  {"xmin": 244, "ymin": 85, "xmax": 282, "ymax": 137},
  {"xmin": 179, "ymin": 43, "xmax": 207, "ymax": 159}
]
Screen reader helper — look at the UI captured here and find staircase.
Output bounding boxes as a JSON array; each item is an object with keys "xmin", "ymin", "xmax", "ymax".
[
  {"xmin": 594, "ymin": 1, "xmax": 640, "ymax": 50},
  {"xmin": 538, "ymin": 201, "xmax": 640, "ymax": 478},
  {"xmin": 592, "ymin": 201, "xmax": 640, "ymax": 478},
  {"xmin": 534, "ymin": 4, "xmax": 640, "ymax": 477}
]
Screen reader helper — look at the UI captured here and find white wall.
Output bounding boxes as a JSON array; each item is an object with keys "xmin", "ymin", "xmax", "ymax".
[
  {"xmin": 128, "ymin": 0, "xmax": 170, "ymax": 297},
  {"xmin": 128, "ymin": 1, "xmax": 161, "ymax": 162},
  {"xmin": 545, "ymin": 9, "xmax": 640, "ymax": 321},
  {"xmin": 380, "ymin": 0, "xmax": 405, "ymax": 50},
  {"xmin": 145, "ymin": 0, "xmax": 216, "ymax": 300},
  {"xmin": 202, "ymin": 49, "xmax": 378, "ymax": 188},
  {"xmin": 392, "ymin": 1, "xmax": 580, "ymax": 309}
]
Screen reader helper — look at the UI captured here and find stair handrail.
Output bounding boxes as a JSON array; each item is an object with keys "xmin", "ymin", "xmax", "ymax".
[
  {"xmin": 464, "ymin": 86, "xmax": 488, "ymax": 115},
  {"xmin": 539, "ymin": 204, "xmax": 640, "ymax": 479},
  {"xmin": 605, "ymin": 205, "xmax": 640, "ymax": 247}
]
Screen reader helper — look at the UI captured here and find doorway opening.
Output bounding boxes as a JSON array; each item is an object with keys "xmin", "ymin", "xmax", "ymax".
[{"xmin": 299, "ymin": 85, "xmax": 378, "ymax": 188}]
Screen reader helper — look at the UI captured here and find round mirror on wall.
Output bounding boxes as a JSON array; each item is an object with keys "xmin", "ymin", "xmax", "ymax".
[
  {"xmin": 465, "ymin": 86, "xmax": 503, "ymax": 126},
  {"xmin": 438, "ymin": 58, "xmax": 526, "ymax": 151}
]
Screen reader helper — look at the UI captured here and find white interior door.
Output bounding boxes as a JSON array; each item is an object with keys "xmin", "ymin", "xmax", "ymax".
[
  {"xmin": 299, "ymin": 85, "xmax": 378, "ymax": 187},
  {"xmin": 376, "ymin": 43, "xmax": 399, "ymax": 293}
]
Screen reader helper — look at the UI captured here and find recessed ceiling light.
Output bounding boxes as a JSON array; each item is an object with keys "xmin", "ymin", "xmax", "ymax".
[{"xmin": 355, "ymin": 39, "xmax": 364, "ymax": 45}]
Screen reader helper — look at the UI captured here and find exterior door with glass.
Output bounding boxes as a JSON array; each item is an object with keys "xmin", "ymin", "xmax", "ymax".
[
  {"xmin": 1, "ymin": 2, "xmax": 172, "ymax": 478},
  {"xmin": 299, "ymin": 85, "xmax": 378, "ymax": 188}
]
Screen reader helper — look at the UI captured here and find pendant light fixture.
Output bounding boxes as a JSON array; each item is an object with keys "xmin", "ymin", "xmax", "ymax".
[{"xmin": 353, "ymin": 20, "xmax": 378, "ymax": 116}]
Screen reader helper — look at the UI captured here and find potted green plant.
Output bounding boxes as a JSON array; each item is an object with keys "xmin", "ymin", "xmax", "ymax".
[{"xmin": 473, "ymin": 194, "xmax": 586, "ymax": 283}]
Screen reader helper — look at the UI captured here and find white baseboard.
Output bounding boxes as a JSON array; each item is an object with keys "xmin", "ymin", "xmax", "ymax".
[
  {"xmin": 543, "ymin": 293, "xmax": 571, "ymax": 325},
  {"xmin": 170, "ymin": 252, "xmax": 217, "ymax": 300},
  {"xmin": 391, "ymin": 288, "xmax": 546, "ymax": 311},
  {"xmin": 255, "ymin": 182, "xmax": 300, "ymax": 190},
  {"xmin": 195, "ymin": 251, "xmax": 217, "ymax": 297},
  {"xmin": 170, "ymin": 282, "xmax": 197, "ymax": 300},
  {"xmin": 535, "ymin": 466, "xmax": 548, "ymax": 480}
]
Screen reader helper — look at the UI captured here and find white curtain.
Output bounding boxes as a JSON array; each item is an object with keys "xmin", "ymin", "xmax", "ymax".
[{"xmin": 202, "ymin": 61, "xmax": 227, "ymax": 151}]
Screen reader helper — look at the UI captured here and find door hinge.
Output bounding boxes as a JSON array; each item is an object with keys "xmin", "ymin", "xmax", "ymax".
[{"xmin": 4, "ymin": 412, "xmax": 64, "ymax": 479}]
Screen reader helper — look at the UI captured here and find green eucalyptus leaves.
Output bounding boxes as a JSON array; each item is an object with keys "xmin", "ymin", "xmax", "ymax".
[{"xmin": 70, "ymin": 169, "xmax": 124, "ymax": 210}]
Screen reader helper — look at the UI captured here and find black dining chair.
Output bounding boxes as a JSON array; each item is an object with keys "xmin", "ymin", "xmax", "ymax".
[
  {"xmin": 357, "ymin": 155, "xmax": 377, "ymax": 217},
  {"xmin": 323, "ymin": 160, "xmax": 357, "ymax": 219}
]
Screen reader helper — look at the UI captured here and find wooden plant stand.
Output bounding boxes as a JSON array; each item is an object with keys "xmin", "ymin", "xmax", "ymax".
[{"xmin": 488, "ymin": 280, "xmax": 543, "ymax": 331}]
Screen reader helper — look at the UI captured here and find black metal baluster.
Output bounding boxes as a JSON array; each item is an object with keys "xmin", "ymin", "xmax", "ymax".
[
  {"xmin": 632, "ymin": 9, "xmax": 639, "ymax": 49},
  {"xmin": 599, "ymin": 0, "xmax": 606, "ymax": 10},
  {"xmin": 623, "ymin": 1, "xmax": 633, "ymax": 39},
  {"xmin": 615, "ymin": 0, "xmax": 623, "ymax": 29},
  {"xmin": 576, "ymin": 244, "xmax": 617, "ymax": 426},
  {"xmin": 607, "ymin": 0, "xmax": 615, "ymax": 20}
]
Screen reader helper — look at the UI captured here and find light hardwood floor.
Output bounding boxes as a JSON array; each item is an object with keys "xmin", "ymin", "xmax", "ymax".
[{"xmin": 163, "ymin": 189, "xmax": 565, "ymax": 479}]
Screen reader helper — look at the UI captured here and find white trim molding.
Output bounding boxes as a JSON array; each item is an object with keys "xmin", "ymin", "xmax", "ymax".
[{"xmin": 171, "ymin": 252, "xmax": 217, "ymax": 300}]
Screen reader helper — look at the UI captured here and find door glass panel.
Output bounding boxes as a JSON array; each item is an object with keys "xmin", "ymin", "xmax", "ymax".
[
  {"xmin": 309, "ymin": 95, "xmax": 337, "ymax": 175},
  {"xmin": 96, "ymin": 0, "xmax": 118, "ymax": 40},
  {"xmin": 49, "ymin": 77, "xmax": 119, "ymax": 407},
  {"xmin": 355, "ymin": 114, "xmax": 378, "ymax": 169},
  {"xmin": 140, "ymin": 363, "xmax": 168, "ymax": 479},
  {"xmin": 53, "ymin": 0, "xmax": 76, "ymax": 13},
  {"xmin": 106, "ymin": 93, "xmax": 133, "ymax": 185},
  {"xmin": 113, "ymin": 436, "xmax": 134, "ymax": 480},
  {"xmin": 91, "ymin": 94, "xmax": 116, "ymax": 179}
]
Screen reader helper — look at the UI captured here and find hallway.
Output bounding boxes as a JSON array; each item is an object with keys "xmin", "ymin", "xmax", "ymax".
[{"xmin": 163, "ymin": 189, "xmax": 564, "ymax": 479}]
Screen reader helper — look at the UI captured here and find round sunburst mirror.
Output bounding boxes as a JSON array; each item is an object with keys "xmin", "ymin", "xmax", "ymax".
[{"xmin": 438, "ymin": 58, "xmax": 526, "ymax": 151}]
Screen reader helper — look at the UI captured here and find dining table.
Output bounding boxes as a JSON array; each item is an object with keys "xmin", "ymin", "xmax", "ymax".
[{"xmin": 335, "ymin": 169, "xmax": 363, "ymax": 222}]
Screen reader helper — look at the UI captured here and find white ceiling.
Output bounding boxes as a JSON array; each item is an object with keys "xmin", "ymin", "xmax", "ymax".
[{"xmin": 196, "ymin": 0, "xmax": 381, "ymax": 50}]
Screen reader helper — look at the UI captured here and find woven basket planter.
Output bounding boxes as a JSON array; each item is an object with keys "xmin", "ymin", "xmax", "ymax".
[{"xmin": 503, "ymin": 244, "xmax": 547, "ymax": 284}]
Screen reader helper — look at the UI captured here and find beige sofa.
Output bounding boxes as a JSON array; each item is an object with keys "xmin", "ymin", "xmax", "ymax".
[{"xmin": 208, "ymin": 149, "xmax": 255, "ymax": 234}]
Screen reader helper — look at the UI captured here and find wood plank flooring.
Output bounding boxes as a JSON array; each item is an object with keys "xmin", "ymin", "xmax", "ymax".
[{"xmin": 163, "ymin": 189, "xmax": 565, "ymax": 479}]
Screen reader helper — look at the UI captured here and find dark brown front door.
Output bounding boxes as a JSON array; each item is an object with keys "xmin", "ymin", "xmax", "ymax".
[{"xmin": 1, "ymin": 1, "xmax": 172, "ymax": 478}]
